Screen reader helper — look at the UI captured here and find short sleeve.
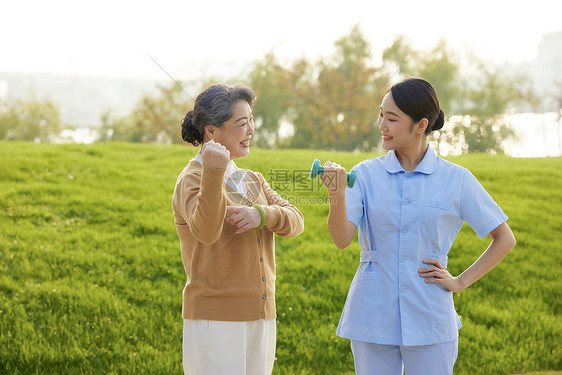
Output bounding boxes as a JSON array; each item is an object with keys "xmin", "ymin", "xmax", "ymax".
[
  {"xmin": 460, "ymin": 169, "xmax": 509, "ymax": 239},
  {"xmin": 345, "ymin": 171, "xmax": 364, "ymax": 228}
]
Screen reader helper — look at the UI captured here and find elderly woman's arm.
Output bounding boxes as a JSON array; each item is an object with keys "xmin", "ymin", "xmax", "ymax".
[
  {"xmin": 174, "ymin": 141, "xmax": 230, "ymax": 245},
  {"xmin": 258, "ymin": 173, "xmax": 304, "ymax": 238}
]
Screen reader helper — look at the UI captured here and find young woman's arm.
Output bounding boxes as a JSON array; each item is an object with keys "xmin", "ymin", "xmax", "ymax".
[
  {"xmin": 321, "ymin": 162, "xmax": 357, "ymax": 249},
  {"xmin": 419, "ymin": 222, "xmax": 516, "ymax": 292}
]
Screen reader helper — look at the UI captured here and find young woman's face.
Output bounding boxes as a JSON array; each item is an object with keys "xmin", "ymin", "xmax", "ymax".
[
  {"xmin": 377, "ymin": 92, "xmax": 420, "ymax": 151},
  {"xmin": 212, "ymin": 100, "xmax": 254, "ymax": 160}
]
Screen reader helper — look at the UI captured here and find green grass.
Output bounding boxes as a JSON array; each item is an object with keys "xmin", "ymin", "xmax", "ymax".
[{"xmin": 0, "ymin": 141, "xmax": 560, "ymax": 374}]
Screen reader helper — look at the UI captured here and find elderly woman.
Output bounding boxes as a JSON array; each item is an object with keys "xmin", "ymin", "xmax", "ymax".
[{"xmin": 172, "ymin": 83, "xmax": 304, "ymax": 375}]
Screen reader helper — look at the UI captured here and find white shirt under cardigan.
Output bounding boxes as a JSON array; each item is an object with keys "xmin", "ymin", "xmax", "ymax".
[{"xmin": 336, "ymin": 146, "xmax": 509, "ymax": 346}]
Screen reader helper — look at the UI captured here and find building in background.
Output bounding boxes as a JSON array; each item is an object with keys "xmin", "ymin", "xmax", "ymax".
[{"xmin": 533, "ymin": 30, "xmax": 562, "ymax": 111}]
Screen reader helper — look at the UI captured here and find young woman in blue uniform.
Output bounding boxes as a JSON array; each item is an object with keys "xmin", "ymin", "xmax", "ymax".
[{"xmin": 320, "ymin": 78, "xmax": 516, "ymax": 374}]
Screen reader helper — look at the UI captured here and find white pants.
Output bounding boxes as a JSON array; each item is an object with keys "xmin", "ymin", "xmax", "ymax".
[
  {"xmin": 183, "ymin": 319, "xmax": 276, "ymax": 375},
  {"xmin": 351, "ymin": 338, "xmax": 458, "ymax": 375}
]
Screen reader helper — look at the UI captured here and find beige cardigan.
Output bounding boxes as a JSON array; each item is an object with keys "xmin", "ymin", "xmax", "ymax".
[{"xmin": 172, "ymin": 159, "xmax": 304, "ymax": 321}]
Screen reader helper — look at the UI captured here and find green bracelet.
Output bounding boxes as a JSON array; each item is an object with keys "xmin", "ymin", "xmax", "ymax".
[{"xmin": 254, "ymin": 204, "xmax": 266, "ymax": 230}]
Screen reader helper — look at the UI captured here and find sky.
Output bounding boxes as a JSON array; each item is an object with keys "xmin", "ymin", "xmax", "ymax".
[{"xmin": 2, "ymin": 0, "xmax": 561, "ymax": 81}]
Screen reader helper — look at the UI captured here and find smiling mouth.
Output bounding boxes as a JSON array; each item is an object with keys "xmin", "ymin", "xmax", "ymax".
[{"xmin": 240, "ymin": 139, "xmax": 251, "ymax": 146}]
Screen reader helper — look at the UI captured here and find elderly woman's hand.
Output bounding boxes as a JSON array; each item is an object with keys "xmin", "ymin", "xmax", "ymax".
[
  {"xmin": 225, "ymin": 206, "xmax": 262, "ymax": 234},
  {"xmin": 201, "ymin": 140, "xmax": 230, "ymax": 169}
]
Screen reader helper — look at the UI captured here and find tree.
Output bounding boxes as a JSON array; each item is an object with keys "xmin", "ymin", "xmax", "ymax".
[
  {"xmin": 101, "ymin": 83, "xmax": 192, "ymax": 144},
  {"xmin": 0, "ymin": 96, "xmax": 62, "ymax": 142},
  {"xmin": 248, "ymin": 53, "xmax": 294, "ymax": 148},
  {"xmin": 382, "ymin": 36, "xmax": 459, "ymax": 114},
  {"xmin": 248, "ymin": 25, "xmax": 387, "ymax": 151},
  {"xmin": 381, "ymin": 36, "xmax": 541, "ymax": 154},
  {"xmin": 289, "ymin": 25, "xmax": 385, "ymax": 151},
  {"xmin": 448, "ymin": 61, "xmax": 533, "ymax": 153},
  {"xmin": 381, "ymin": 35, "xmax": 419, "ymax": 78},
  {"xmin": 301, "ymin": 25, "xmax": 383, "ymax": 151}
]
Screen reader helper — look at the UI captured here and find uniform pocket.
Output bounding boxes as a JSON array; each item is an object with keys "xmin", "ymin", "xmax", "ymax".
[
  {"xmin": 420, "ymin": 200, "xmax": 450, "ymax": 241},
  {"xmin": 344, "ymin": 262, "xmax": 378, "ymax": 325}
]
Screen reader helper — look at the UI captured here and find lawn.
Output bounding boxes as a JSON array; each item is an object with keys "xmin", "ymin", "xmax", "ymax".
[{"xmin": 0, "ymin": 141, "xmax": 560, "ymax": 374}]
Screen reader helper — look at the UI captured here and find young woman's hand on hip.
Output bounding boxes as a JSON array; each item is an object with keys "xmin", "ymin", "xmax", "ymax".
[{"xmin": 418, "ymin": 259, "xmax": 464, "ymax": 293}]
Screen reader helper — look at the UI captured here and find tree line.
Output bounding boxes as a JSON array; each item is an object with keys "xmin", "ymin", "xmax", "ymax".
[{"xmin": 0, "ymin": 26, "xmax": 549, "ymax": 154}]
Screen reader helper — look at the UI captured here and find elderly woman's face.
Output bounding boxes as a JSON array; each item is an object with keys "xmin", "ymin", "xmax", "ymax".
[{"xmin": 213, "ymin": 100, "xmax": 255, "ymax": 160}]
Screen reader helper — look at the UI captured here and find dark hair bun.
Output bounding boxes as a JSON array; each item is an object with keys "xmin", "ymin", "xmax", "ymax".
[
  {"xmin": 181, "ymin": 110, "xmax": 203, "ymax": 146},
  {"xmin": 432, "ymin": 110, "xmax": 445, "ymax": 131}
]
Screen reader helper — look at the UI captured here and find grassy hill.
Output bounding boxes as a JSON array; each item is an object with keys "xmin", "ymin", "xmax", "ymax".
[{"xmin": 0, "ymin": 141, "xmax": 560, "ymax": 374}]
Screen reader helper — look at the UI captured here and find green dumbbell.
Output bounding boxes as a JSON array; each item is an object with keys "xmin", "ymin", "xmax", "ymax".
[{"xmin": 310, "ymin": 159, "xmax": 357, "ymax": 188}]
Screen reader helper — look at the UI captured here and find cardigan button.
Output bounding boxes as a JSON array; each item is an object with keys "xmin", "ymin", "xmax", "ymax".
[
  {"xmin": 262, "ymin": 295, "xmax": 267, "ymax": 300},
  {"xmin": 262, "ymin": 277, "xmax": 266, "ymax": 281},
  {"xmin": 257, "ymin": 239, "xmax": 261, "ymax": 244},
  {"xmin": 247, "ymin": 202, "xmax": 253, "ymax": 206},
  {"xmin": 259, "ymin": 258, "xmax": 263, "ymax": 262}
]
